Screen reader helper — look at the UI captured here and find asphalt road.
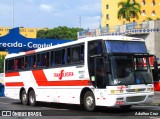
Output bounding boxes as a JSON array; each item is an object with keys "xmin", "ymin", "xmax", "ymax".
[{"xmin": 0, "ymin": 97, "xmax": 159, "ymax": 119}]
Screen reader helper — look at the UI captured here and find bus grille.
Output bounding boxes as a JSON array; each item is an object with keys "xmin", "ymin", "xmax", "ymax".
[
  {"xmin": 126, "ymin": 88, "xmax": 146, "ymax": 92},
  {"xmin": 126, "ymin": 96, "xmax": 146, "ymax": 102}
]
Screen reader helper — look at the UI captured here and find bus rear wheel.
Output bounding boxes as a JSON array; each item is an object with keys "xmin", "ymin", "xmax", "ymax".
[
  {"xmin": 29, "ymin": 90, "xmax": 36, "ymax": 106},
  {"xmin": 21, "ymin": 90, "xmax": 28, "ymax": 105},
  {"xmin": 83, "ymin": 91, "xmax": 95, "ymax": 111}
]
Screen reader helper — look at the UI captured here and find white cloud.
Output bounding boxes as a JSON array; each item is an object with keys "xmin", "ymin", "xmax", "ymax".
[
  {"xmin": 39, "ymin": 4, "xmax": 54, "ymax": 12},
  {"xmin": 78, "ymin": 2, "xmax": 101, "ymax": 12}
]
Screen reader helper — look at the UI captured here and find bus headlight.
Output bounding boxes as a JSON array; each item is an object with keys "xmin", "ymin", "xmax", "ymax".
[
  {"xmin": 110, "ymin": 90, "xmax": 123, "ymax": 94},
  {"xmin": 147, "ymin": 88, "xmax": 154, "ymax": 91}
]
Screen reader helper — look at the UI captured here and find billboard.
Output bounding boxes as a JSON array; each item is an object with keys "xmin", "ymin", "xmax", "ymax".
[{"xmin": 0, "ymin": 28, "xmax": 72, "ymax": 53}]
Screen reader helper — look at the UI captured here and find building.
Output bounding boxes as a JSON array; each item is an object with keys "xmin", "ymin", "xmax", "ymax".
[
  {"xmin": 101, "ymin": 0, "xmax": 160, "ymax": 29},
  {"xmin": 0, "ymin": 51, "xmax": 8, "ymax": 56},
  {"xmin": 0, "ymin": 27, "xmax": 42, "ymax": 38}
]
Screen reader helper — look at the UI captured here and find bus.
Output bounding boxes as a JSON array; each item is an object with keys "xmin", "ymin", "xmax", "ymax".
[
  {"xmin": 149, "ymin": 55, "xmax": 160, "ymax": 91},
  {"xmin": 4, "ymin": 36, "xmax": 154, "ymax": 111}
]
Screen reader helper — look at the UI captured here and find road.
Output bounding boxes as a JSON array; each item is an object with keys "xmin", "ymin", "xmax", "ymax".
[{"xmin": 0, "ymin": 97, "xmax": 159, "ymax": 119}]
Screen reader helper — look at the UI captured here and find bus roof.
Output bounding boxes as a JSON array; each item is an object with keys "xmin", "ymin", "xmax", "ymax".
[
  {"xmin": 78, "ymin": 36, "xmax": 144, "ymax": 42},
  {"xmin": 5, "ymin": 36, "xmax": 145, "ymax": 59}
]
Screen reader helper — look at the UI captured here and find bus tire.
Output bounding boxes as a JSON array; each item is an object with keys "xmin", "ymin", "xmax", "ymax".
[
  {"xmin": 29, "ymin": 90, "xmax": 36, "ymax": 106},
  {"xmin": 21, "ymin": 90, "xmax": 28, "ymax": 105},
  {"xmin": 83, "ymin": 91, "xmax": 95, "ymax": 111}
]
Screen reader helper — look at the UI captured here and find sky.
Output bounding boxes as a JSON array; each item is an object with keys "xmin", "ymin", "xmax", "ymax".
[{"xmin": 0, "ymin": 0, "xmax": 101, "ymax": 29}]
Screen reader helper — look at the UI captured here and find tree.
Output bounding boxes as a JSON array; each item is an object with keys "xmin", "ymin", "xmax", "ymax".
[
  {"xmin": 0, "ymin": 54, "xmax": 5, "ymax": 73},
  {"xmin": 37, "ymin": 26, "xmax": 82, "ymax": 40},
  {"xmin": 146, "ymin": 17, "xmax": 153, "ymax": 21},
  {"xmin": 117, "ymin": 0, "xmax": 141, "ymax": 22}
]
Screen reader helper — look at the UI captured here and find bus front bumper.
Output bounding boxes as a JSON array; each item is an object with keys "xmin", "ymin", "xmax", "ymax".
[{"xmin": 96, "ymin": 92, "xmax": 154, "ymax": 107}]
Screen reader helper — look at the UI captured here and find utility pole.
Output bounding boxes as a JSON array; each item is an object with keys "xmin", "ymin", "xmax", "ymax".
[
  {"xmin": 79, "ymin": 16, "xmax": 81, "ymax": 28},
  {"xmin": 12, "ymin": 0, "xmax": 14, "ymax": 28}
]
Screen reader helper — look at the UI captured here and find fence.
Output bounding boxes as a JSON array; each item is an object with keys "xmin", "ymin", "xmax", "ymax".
[{"xmin": 78, "ymin": 20, "xmax": 160, "ymax": 39}]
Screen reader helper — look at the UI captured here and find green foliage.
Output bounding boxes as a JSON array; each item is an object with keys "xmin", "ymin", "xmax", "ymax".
[
  {"xmin": 0, "ymin": 55, "xmax": 5, "ymax": 73},
  {"xmin": 146, "ymin": 17, "xmax": 153, "ymax": 21},
  {"xmin": 117, "ymin": 0, "xmax": 141, "ymax": 22},
  {"xmin": 37, "ymin": 26, "xmax": 82, "ymax": 40},
  {"xmin": 156, "ymin": 18, "xmax": 160, "ymax": 20}
]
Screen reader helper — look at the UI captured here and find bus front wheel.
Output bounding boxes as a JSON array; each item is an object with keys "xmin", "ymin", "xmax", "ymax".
[
  {"xmin": 21, "ymin": 90, "xmax": 28, "ymax": 105},
  {"xmin": 29, "ymin": 90, "xmax": 36, "ymax": 106},
  {"xmin": 83, "ymin": 91, "xmax": 95, "ymax": 111}
]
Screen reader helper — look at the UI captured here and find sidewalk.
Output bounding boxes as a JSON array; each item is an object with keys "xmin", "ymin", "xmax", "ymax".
[{"xmin": 152, "ymin": 91, "xmax": 160, "ymax": 106}]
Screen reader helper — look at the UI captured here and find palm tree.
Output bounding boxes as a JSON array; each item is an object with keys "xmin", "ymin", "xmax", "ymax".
[{"xmin": 117, "ymin": 0, "xmax": 141, "ymax": 22}]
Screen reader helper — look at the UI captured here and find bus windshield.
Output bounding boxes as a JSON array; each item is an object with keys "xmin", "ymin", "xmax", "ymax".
[{"xmin": 109, "ymin": 55, "xmax": 153, "ymax": 86}]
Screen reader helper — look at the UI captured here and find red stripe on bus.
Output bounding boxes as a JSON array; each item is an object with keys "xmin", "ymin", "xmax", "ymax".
[
  {"xmin": 5, "ymin": 82, "xmax": 24, "ymax": 87},
  {"xmin": 5, "ymin": 72, "xmax": 20, "ymax": 77},
  {"xmin": 25, "ymin": 50, "xmax": 35, "ymax": 55},
  {"xmin": 32, "ymin": 70, "xmax": 91, "ymax": 86}
]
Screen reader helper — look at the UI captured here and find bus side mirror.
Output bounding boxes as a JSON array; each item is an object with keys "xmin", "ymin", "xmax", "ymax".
[{"xmin": 105, "ymin": 62, "xmax": 110, "ymax": 73}]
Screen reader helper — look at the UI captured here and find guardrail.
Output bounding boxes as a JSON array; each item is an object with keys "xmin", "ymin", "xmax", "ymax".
[{"xmin": 78, "ymin": 20, "xmax": 160, "ymax": 39}]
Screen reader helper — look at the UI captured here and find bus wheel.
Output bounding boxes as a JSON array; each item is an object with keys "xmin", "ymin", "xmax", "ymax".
[
  {"xmin": 120, "ymin": 105, "xmax": 132, "ymax": 109},
  {"xmin": 21, "ymin": 90, "xmax": 28, "ymax": 105},
  {"xmin": 29, "ymin": 90, "xmax": 36, "ymax": 106},
  {"xmin": 83, "ymin": 91, "xmax": 95, "ymax": 111}
]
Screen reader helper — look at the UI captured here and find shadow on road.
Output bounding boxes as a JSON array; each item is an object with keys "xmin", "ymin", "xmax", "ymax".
[{"xmin": 11, "ymin": 101, "xmax": 154, "ymax": 116}]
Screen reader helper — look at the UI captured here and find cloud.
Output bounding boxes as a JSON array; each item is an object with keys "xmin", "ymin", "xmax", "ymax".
[
  {"xmin": 78, "ymin": 2, "xmax": 101, "ymax": 13},
  {"xmin": 39, "ymin": 4, "xmax": 54, "ymax": 12}
]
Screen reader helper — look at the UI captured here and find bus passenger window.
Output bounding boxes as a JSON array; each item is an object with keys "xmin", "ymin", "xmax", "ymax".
[
  {"xmin": 37, "ymin": 54, "xmax": 41, "ymax": 67},
  {"xmin": 7, "ymin": 59, "xmax": 14, "ymax": 71},
  {"xmin": 33, "ymin": 55, "xmax": 37, "ymax": 68},
  {"xmin": 55, "ymin": 50, "xmax": 62, "ymax": 65},
  {"xmin": 41, "ymin": 53, "xmax": 46, "ymax": 66},
  {"xmin": 72, "ymin": 47, "xmax": 80, "ymax": 63},
  {"xmin": 51, "ymin": 51, "xmax": 55, "ymax": 66},
  {"xmin": 62, "ymin": 49, "xmax": 66, "ymax": 64},
  {"xmin": 67, "ymin": 48, "xmax": 71, "ymax": 64},
  {"xmin": 81, "ymin": 45, "xmax": 84, "ymax": 62},
  {"xmin": 14, "ymin": 59, "xmax": 18, "ymax": 70}
]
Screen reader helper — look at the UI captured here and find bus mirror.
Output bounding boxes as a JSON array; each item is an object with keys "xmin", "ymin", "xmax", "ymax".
[{"xmin": 105, "ymin": 62, "xmax": 110, "ymax": 73}]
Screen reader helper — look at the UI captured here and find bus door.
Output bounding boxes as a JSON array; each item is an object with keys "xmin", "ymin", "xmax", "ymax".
[{"xmin": 94, "ymin": 57, "xmax": 106, "ymax": 88}]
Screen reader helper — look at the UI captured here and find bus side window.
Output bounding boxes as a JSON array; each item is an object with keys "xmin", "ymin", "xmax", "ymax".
[
  {"xmin": 67, "ymin": 48, "xmax": 71, "ymax": 64},
  {"xmin": 14, "ymin": 59, "xmax": 18, "ymax": 70},
  {"xmin": 81, "ymin": 45, "xmax": 84, "ymax": 62},
  {"xmin": 46, "ymin": 52, "xmax": 49, "ymax": 67},
  {"xmin": 37, "ymin": 54, "xmax": 41, "ymax": 67},
  {"xmin": 51, "ymin": 51, "xmax": 55, "ymax": 67},
  {"xmin": 55, "ymin": 50, "xmax": 62, "ymax": 65},
  {"xmin": 41, "ymin": 53, "xmax": 46, "ymax": 67},
  {"xmin": 62, "ymin": 49, "xmax": 66, "ymax": 64},
  {"xmin": 33, "ymin": 55, "xmax": 37, "ymax": 68},
  {"xmin": 7, "ymin": 59, "xmax": 14, "ymax": 71},
  {"xmin": 21, "ymin": 57, "xmax": 24, "ymax": 69},
  {"xmin": 72, "ymin": 46, "xmax": 80, "ymax": 63}
]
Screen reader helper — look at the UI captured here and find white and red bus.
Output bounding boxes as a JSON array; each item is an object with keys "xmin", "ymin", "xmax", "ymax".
[{"xmin": 4, "ymin": 36, "xmax": 154, "ymax": 111}]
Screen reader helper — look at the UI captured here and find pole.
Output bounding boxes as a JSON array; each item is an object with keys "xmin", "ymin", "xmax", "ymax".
[{"xmin": 12, "ymin": 0, "xmax": 14, "ymax": 28}]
